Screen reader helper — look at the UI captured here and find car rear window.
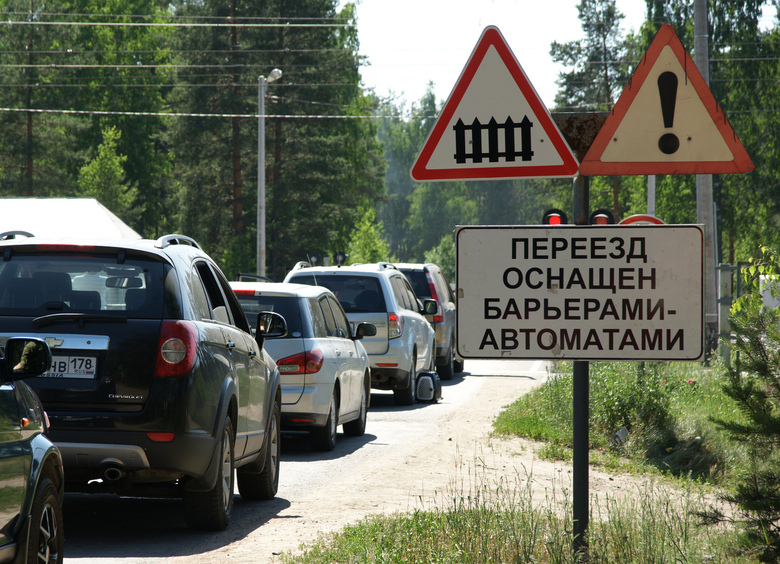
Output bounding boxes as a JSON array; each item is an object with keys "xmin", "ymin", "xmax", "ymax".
[
  {"xmin": 0, "ymin": 253, "xmax": 165, "ymax": 318},
  {"xmin": 289, "ymin": 274, "xmax": 386, "ymax": 313},
  {"xmin": 234, "ymin": 294, "xmax": 306, "ymax": 337}
]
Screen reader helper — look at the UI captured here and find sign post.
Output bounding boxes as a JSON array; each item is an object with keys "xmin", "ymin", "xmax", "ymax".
[{"xmin": 412, "ymin": 22, "xmax": 747, "ymax": 558}]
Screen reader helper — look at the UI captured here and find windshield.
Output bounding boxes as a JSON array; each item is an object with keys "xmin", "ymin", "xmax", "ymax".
[{"xmin": 0, "ymin": 253, "xmax": 165, "ymax": 319}]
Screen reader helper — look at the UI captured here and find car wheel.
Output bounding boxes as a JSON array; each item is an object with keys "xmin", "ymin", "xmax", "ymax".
[
  {"xmin": 184, "ymin": 417, "xmax": 235, "ymax": 531},
  {"xmin": 27, "ymin": 476, "xmax": 63, "ymax": 564},
  {"xmin": 238, "ymin": 394, "xmax": 281, "ymax": 500},
  {"xmin": 311, "ymin": 392, "xmax": 338, "ymax": 451},
  {"xmin": 343, "ymin": 376, "xmax": 369, "ymax": 437},
  {"xmin": 393, "ymin": 354, "xmax": 416, "ymax": 406},
  {"xmin": 437, "ymin": 342, "xmax": 455, "ymax": 381}
]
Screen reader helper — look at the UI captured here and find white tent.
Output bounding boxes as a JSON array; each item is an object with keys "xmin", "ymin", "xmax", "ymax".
[{"xmin": 0, "ymin": 198, "xmax": 142, "ymax": 240}]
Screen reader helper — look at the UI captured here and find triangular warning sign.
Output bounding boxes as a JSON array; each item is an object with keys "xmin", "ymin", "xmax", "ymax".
[
  {"xmin": 580, "ymin": 24, "xmax": 753, "ymax": 176},
  {"xmin": 410, "ymin": 26, "xmax": 578, "ymax": 182}
]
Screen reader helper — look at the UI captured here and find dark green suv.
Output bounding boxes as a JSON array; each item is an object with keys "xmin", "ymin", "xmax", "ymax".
[{"xmin": 0, "ymin": 337, "xmax": 64, "ymax": 563}]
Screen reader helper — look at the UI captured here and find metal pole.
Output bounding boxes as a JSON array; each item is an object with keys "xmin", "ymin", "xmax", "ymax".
[
  {"xmin": 647, "ymin": 175, "xmax": 656, "ymax": 216},
  {"xmin": 694, "ymin": 0, "xmax": 717, "ymax": 353},
  {"xmin": 572, "ymin": 173, "xmax": 589, "ymax": 555},
  {"xmin": 257, "ymin": 75, "xmax": 267, "ymax": 277}
]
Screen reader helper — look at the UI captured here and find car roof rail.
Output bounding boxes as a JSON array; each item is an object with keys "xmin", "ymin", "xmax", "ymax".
[
  {"xmin": 236, "ymin": 272, "xmax": 273, "ymax": 282},
  {"xmin": 155, "ymin": 234, "xmax": 202, "ymax": 250},
  {"xmin": 378, "ymin": 262, "xmax": 397, "ymax": 270},
  {"xmin": 291, "ymin": 260, "xmax": 311, "ymax": 270},
  {"xmin": 0, "ymin": 230, "xmax": 34, "ymax": 240}
]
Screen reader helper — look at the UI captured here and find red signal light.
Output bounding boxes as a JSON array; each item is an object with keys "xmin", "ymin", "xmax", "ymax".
[{"xmin": 542, "ymin": 209, "xmax": 568, "ymax": 225}]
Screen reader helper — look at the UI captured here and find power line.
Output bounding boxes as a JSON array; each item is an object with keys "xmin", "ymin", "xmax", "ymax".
[
  {"xmin": 0, "ymin": 106, "xmax": 428, "ymax": 120},
  {"xmin": 1, "ymin": 12, "xmax": 348, "ymax": 22},
  {"xmin": 0, "ymin": 20, "xmax": 352, "ymax": 28}
]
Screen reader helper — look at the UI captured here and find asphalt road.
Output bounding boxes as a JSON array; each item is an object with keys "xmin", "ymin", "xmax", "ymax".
[{"xmin": 61, "ymin": 359, "xmax": 548, "ymax": 563}]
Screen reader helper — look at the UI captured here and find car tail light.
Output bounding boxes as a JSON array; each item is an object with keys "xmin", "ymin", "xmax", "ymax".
[
  {"xmin": 426, "ymin": 271, "xmax": 443, "ymax": 323},
  {"xmin": 277, "ymin": 349, "xmax": 324, "ymax": 374},
  {"xmin": 155, "ymin": 320, "xmax": 198, "ymax": 378},
  {"xmin": 388, "ymin": 312, "xmax": 403, "ymax": 339}
]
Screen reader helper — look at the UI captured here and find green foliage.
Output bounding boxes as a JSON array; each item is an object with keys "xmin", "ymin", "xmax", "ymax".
[
  {"xmin": 78, "ymin": 127, "xmax": 139, "ymax": 223},
  {"xmin": 168, "ymin": 0, "xmax": 383, "ymax": 278},
  {"xmin": 283, "ymin": 470, "xmax": 753, "ymax": 564},
  {"xmin": 495, "ymin": 361, "xmax": 730, "ymax": 481},
  {"xmin": 551, "ymin": 0, "xmax": 632, "ymax": 111},
  {"xmin": 346, "ymin": 207, "xmax": 392, "ymax": 265},
  {"xmin": 709, "ymin": 246, "xmax": 780, "ymax": 561},
  {"xmin": 423, "ymin": 235, "xmax": 455, "ymax": 282}
]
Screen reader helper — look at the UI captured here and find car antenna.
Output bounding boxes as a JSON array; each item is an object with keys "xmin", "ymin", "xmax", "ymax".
[{"xmin": 306, "ymin": 254, "xmax": 318, "ymax": 286}]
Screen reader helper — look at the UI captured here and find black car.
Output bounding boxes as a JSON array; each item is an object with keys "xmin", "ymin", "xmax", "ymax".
[
  {"xmin": 0, "ymin": 337, "xmax": 64, "ymax": 563},
  {"xmin": 0, "ymin": 234, "xmax": 286, "ymax": 531}
]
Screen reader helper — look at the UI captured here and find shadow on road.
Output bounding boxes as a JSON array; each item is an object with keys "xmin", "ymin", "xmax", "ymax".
[{"xmin": 63, "ymin": 492, "xmax": 291, "ymax": 559}]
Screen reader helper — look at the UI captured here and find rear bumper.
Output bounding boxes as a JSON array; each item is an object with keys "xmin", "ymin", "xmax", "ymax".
[
  {"xmin": 53, "ymin": 430, "xmax": 218, "ymax": 484},
  {"xmin": 281, "ymin": 381, "xmax": 331, "ymax": 428},
  {"xmin": 368, "ymin": 338, "xmax": 412, "ymax": 388}
]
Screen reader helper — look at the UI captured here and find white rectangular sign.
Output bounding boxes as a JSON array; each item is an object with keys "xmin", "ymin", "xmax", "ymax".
[{"xmin": 456, "ymin": 225, "xmax": 704, "ymax": 360}]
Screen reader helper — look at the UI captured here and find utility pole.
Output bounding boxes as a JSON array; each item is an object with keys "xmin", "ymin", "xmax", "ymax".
[{"xmin": 694, "ymin": 0, "xmax": 717, "ymax": 353}]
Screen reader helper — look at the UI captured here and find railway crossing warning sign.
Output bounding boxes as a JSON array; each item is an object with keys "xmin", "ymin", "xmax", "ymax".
[
  {"xmin": 580, "ymin": 24, "xmax": 754, "ymax": 176},
  {"xmin": 410, "ymin": 26, "xmax": 578, "ymax": 182}
]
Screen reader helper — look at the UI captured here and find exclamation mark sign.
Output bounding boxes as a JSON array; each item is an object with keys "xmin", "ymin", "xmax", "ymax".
[{"xmin": 657, "ymin": 71, "xmax": 680, "ymax": 154}]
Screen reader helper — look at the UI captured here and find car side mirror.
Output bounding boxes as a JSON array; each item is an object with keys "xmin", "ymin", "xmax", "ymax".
[
  {"xmin": 256, "ymin": 311, "xmax": 288, "ymax": 349},
  {"xmin": 422, "ymin": 298, "xmax": 438, "ymax": 316},
  {"xmin": 353, "ymin": 322, "xmax": 376, "ymax": 340},
  {"xmin": 3, "ymin": 338, "xmax": 52, "ymax": 382}
]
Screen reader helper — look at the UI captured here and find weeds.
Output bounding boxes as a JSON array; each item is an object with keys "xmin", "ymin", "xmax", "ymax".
[{"xmin": 284, "ymin": 466, "xmax": 752, "ymax": 563}]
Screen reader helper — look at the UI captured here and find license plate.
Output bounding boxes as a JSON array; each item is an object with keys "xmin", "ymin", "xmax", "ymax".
[{"xmin": 41, "ymin": 355, "xmax": 97, "ymax": 379}]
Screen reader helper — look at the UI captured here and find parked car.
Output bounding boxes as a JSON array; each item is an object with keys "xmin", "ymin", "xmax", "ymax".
[
  {"xmin": 395, "ymin": 263, "xmax": 463, "ymax": 379},
  {"xmin": 0, "ymin": 337, "xmax": 64, "ymax": 564},
  {"xmin": 0, "ymin": 233, "xmax": 287, "ymax": 531},
  {"xmin": 284, "ymin": 262, "xmax": 437, "ymax": 405},
  {"xmin": 230, "ymin": 281, "xmax": 375, "ymax": 451}
]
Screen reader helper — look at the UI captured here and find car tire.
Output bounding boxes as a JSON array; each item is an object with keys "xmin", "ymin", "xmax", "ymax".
[
  {"xmin": 454, "ymin": 358, "xmax": 465, "ymax": 374},
  {"xmin": 437, "ymin": 342, "xmax": 455, "ymax": 381},
  {"xmin": 311, "ymin": 392, "xmax": 337, "ymax": 451},
  {"xmin": 184, "ymin": 417, "xmax": 235, "ymax": 531},
  {"xmin": 238, "ymin": 395, "xmax": 281, "ymax": 500},
  {"xmin": 343, "ymin": 376, "xmax": 369, "ymax": 437},
  {"xmin": 394, "ymin": 354, "xmax": 416, "ymax": 406},
  {"xmin": 27, "ymin": 476, "xmax": 64, "ymax": 564}
]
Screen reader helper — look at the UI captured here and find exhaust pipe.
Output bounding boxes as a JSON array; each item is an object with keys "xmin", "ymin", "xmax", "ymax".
[{"xmin": 103, "ymin": 466, "xmax": 127, "ymax": 481}]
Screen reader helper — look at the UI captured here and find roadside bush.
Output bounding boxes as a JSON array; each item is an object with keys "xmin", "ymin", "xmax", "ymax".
[
  {"xmin": 708, "ymin": 247, "xmax": 780, "ymax": 562},
  {"xmin": 494, "ymin": 360, "xmax": 728, "ymax": 480}
]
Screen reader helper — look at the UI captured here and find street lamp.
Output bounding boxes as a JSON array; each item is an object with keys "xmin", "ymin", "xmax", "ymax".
[{"xmin": 258, "ymin": 68, "xmax": 282, "ymax": 277}]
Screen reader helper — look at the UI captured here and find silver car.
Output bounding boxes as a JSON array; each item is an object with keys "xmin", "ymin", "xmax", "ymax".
[
  {"xmin": 284, "ymin": 263, "xmax": 437, "ymax": 406},
  {"xmin": 396, "ymin": 263, "xmax": 463, "ymax": 379},
  {"xmin": 230, "ymin": 282, "xmax": 374, "ymax": 451}
]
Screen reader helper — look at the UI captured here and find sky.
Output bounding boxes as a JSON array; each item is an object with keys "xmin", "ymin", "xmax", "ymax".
[
  {"xmin": 348, "ymin": 0, "xmax": 649, "ymax": 110},
  {"xmin": 348, "ymin": 0, "xmax": 778, "ymax": 111}
]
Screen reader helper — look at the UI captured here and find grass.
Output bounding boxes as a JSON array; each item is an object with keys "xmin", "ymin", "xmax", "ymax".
[
  {"xmin": 283, "ymin": 466, "xmax": 755, "ymax": 563},
  {"xmin": 281, "ymin": 357, "xmax": 761, "ymax": 563}
]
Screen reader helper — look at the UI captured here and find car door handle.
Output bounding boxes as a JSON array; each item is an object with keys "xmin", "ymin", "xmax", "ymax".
[
  {"xmin": 225, "ymin": 341, "xmax": 236, "ymax": 350},
  {"xmin": 335, "ymin": 349, "xmax": 342, "ymax": 356}
]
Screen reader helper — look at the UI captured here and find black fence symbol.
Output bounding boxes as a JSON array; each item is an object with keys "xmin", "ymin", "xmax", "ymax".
[{"xmin": 453, "ymin": 116, "xmax": 533, "ymax": 164}]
